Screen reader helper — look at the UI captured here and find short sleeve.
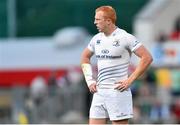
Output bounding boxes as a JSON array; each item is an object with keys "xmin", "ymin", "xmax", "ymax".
[
  {"xmin": 126, "ymin": 34, "xmax": 142, "ymax": 52},
  {"xmin": 87, "ymin": 36, "xmax": 96, "ymax": 52}
]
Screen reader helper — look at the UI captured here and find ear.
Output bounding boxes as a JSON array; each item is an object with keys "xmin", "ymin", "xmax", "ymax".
[{"xmin": 107, "ymin": 19, "xmax": 112, "ymax": 25}]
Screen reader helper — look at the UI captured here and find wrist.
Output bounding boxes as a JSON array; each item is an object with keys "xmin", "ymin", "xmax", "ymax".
[
  {"xmin": 87, "ymin": 79, "xmax": 96, "ymax": 87},
  {"xmin": 81, "ymin": 63, "xmax": 96, "ymax": 87}
]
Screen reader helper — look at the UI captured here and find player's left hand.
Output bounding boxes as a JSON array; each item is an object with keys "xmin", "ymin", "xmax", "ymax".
[{"xmin": 114, "ymin": 79, "xmax": 131, "ymax": 92}]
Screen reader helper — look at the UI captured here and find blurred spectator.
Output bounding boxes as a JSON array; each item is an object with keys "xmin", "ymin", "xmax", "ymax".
[
  {"xmin": 151, "ymin": 41, "xmax": 165, "ymax": 66},
  {"xmin": 157, "ymin": 32, "xmax": 168, "ymax": 43},
  {"xmin": 66, "ymin": 67, "xmax": 83, "ymax": 86},
  {"xmin": 56, "ymin": 73, "xmax": 71, "ymax": 88},
  {"xmin": 18, "ymin": 111, "xmax": 29, "ymax": 124},
  {"xmin": 155, "ymin": 68, "xmax": 171, "ymax": 88},
  {"xmin": 150, "ymin": 99, "xmax": 170, "ymax": 123},
  {"xmin": 30, "ymin": 76, "xmax": 48, "ymax": 106},
  {"xmin": 29, "ymin": 76, "xmax": 48, "ymax": 123},
  {"xmin": 48, "ymin": 70, "xmax": 57, "ymax": 86},
  {"xmin": 138, "ymin": 83, "xmax": 152, "ymax": 117},
  {"xmin": 48, "ymin": 70, "xmax": 58, "ymax": 96},
  {"xmin": 131, "ymin": 79, "xmax": 142, "ymax": 98},
  {"xmin": 170, "ymin": 70, "xmax": 180, "ymax": 96},
  {"xmin": 169, "ymin": 16, "xmax": 180, "ymax": 41},
  {"xmin": 171, "ymin": 99, "xmax": 180, "ymax": 123},
  {"xmin": 132, "ymin": 105, "xmax": 142, "ymax": 123},
  {"xmin": 145, "ymin": 68, "xmax": 156, "ymax": 83},
  {"xmin": 144, "ymin": 67, "xmax": 157, "ymax": 93}
]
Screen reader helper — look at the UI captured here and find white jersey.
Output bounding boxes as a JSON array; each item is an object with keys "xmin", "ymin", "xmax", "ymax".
[{"xmin": 88, "ymin": 27, "xmax": 142, "ymax": 89}]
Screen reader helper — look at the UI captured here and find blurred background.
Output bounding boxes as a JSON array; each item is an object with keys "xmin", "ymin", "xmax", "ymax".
[{"xmin": 0, "ymin": 0, "xmax": 180, "ymax": 124}]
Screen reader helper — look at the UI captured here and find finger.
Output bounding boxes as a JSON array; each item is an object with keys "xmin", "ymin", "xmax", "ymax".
[
  {"xmin": 94, "ymin": 87, "xmax": 97, "ymax": 92},
  {"xmin": 118, "ymin": 86, "xmax": 124, "ymax": 91},
  {"xmin": 90, "ymin": 89, "xmax": 95, "ymax": 93},
  {"xmin": 94, "ymin": 86, "xmax": 97, "ymax": 92},
  {"xmin": 114, "ymin": 83, "xmax": 121, "ymax": 89},
  {"xmin": 115, "ymin": 81, "xmax": 122, "ymax": 84},
  {"xmin": 90, "ymin": 86, "xmax": 97, "ymax": 93},
  {"xmin": 120, "ymin": 85, "xmax": 129, "ymax": 92},
  {"xmin": 89, "ymin": 87, "xmax": 94, "ymax": 93},
  {"xmin": 118, "ymin": 84, "xmax": 126, "ymax": 91},
  {"xmin": 114, "ymin": 85, "xmax": 119, "ymax": 89},
  {"xmin": 120, "ymin": 88, "xmax": 125, "ymax": 92}
]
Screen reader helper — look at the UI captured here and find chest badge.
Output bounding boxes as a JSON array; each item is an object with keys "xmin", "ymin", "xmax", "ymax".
[{"xmin": 113, "ymin": 39, "xmax": 120, "ymax": 47}]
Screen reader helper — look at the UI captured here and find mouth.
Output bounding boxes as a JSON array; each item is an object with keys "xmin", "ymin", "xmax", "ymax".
[{"xmin": 96, "ymin": 26, "xmax": 100, "ymax": 30}]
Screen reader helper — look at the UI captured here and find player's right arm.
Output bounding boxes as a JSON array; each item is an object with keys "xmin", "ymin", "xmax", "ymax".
[{"xmin": 81, "ymin": 48, "xmax": 97, "ymax": 93}]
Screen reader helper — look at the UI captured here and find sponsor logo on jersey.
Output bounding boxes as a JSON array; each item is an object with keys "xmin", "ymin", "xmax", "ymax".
[
  {"xmin": 96, "ymin": 40, "xmax": 101, "ymax": 45},
  {"xmin": 96, "ymin": 54, "xmax": 121, "ymax": 59},
  {"xmin": 101, "ymin": 49, "xmax": 109, "ymax": 54}
]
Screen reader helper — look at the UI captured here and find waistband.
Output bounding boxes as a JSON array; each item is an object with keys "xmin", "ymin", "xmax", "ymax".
[{"xmin": 96, "ymin": 83, "xmax": 117, "ymax": 89}]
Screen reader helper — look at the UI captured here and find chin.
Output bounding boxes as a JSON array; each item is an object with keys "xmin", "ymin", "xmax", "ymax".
[{"xmin": 98, "ymin": 29, "xmax": 102, "ymax": 32}]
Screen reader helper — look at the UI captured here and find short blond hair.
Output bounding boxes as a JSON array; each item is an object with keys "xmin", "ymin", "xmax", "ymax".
[{"xmin": 95, "ymin": 6, "xmax": 117, "ymax": 24}]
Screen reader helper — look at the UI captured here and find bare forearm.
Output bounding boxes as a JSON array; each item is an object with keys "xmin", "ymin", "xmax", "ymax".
[
  {"xmin": 81, "ymin": 57, "xmax": 90, "ymax": 64},
  {"xmin": 81, "ymin": 48, "xmax": 96, "ymax": 87},
  {"xmin": 128, "ymin": 56, "xmax": 153, "ymax": 83},
  {"xmin": 80, "ymin": 48, "xmax": 93, "ymax": 65}
]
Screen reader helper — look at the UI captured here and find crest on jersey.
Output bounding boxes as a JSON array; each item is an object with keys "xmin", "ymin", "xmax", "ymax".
[{"xmin": 113, "ymin": 39, "xmax": 120, "ymax": 47}]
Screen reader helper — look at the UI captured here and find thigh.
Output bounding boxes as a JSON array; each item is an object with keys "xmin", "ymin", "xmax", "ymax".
[
  {"xmin": 89, "ymin": 93, "xmax": 109, "ymax": 119},
  {"xmin": 105, "ymin": 90, "xmax": 133, "ymax": 121},
  {"xmin": 89, "ymin": 118, "xmax": 108, "ymax": 124},
  {"xmin": 112, "ymin": 119, "xmax": 129, "ymax": 124}
]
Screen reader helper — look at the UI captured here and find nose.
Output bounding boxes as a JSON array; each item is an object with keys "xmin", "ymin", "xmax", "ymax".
[{"xmin": 94, "ymin": 18, "xmax": 98, "ymax": 25}]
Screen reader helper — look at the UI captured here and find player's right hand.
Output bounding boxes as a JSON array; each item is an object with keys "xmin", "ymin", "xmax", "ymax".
[{"xmin": 88, "ymin": 83, "xmax": 97, "ymax": 93}]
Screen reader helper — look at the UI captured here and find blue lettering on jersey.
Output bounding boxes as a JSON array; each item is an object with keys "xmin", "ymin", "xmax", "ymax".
[{"xmin": 96, "ymin": 54, "xmax": 121, "ymax": 59}]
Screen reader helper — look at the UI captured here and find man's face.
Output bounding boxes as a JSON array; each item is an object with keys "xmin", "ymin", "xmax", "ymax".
[{"xmin": 94, "ymin": 11, "xmax": 108, "ymax": 33}]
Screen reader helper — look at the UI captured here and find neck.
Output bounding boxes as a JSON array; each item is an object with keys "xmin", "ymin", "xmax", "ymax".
[{"xmin": 104, "ymin": 25, "xmax": 117, "ymax": 36}]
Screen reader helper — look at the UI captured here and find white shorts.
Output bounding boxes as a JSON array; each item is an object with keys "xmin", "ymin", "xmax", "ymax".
[{"xmin": 89, "ymin": 88, "xmax": 133, "ymax": 121}]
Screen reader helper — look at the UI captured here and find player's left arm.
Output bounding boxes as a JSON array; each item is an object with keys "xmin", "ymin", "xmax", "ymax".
[
  {"xmin": 115, "ymin": 45, "xmax": 153, "ymax": 91},
  {"xmin": 128, "ymin": 45, "xmax": 153, "ymax": 83}
]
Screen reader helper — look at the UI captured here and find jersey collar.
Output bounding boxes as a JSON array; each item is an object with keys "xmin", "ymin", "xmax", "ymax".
[{"xmin": 103, "ymin": 26, "xmax": 119, "ymax": 37}]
